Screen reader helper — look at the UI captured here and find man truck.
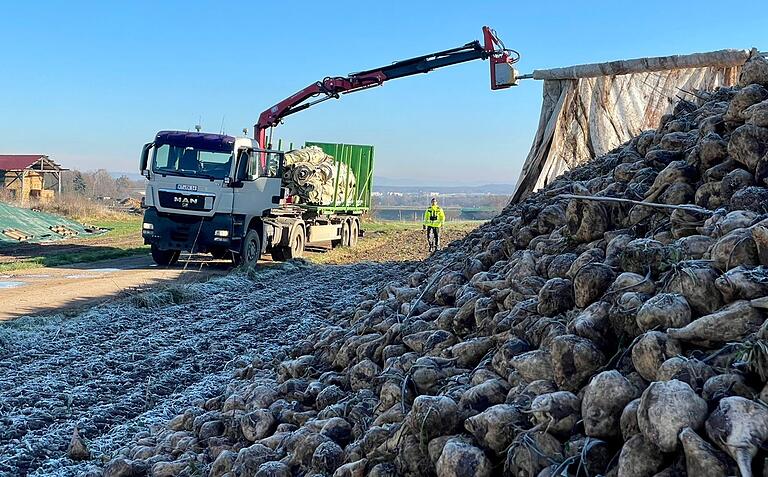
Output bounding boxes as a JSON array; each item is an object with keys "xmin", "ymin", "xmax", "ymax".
[
  {"xmin": 139, "ymin": 26, "xmax": 518, "ymax": 267},
  {"xmin": 140, "ymin": 137, "xmax": 372, "ymax": 268}
]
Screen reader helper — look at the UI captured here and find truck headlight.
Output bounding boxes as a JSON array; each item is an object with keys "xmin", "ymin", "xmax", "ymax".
[
  {"xmin": 142, "ymin": 223, "xmax": 154, "ymax": 231},
  {"xmin": 214, "ymin": 230, "xmax": 229, "ymax": 237}
]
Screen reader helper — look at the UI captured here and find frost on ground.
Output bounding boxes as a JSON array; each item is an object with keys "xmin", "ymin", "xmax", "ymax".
[{"xmin": 0, "ymin": 260, "xmax": 410, "ymax": 477}]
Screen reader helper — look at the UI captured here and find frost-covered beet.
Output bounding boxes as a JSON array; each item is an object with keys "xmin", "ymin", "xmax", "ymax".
[
  {"xmin": 566, "ymin": 200, "xmax": 609, "ymax": 243},
  {"xmin": 550, "ymin": 334, "xmax": 606, "ymax": 392},
  {"xmin": 582, "ymin": 371, "xmax": 639, "ymax": 439},
  {"xmin": 702, "ymin": 373, "xmax": 757, "ymax": 402},
  {"xmin": 636, "ymin": 293, "xmax": 691, "ymax": 331},
  {"xmin": 312, "ymin": 440, "xmax": 344, "ymax": 475},
  {"xmin": 465, "ymin": 404, "xmax": 527, "ymax": 453},
  {"xmin": 710, "ymin": 228, "xmax": 760, "ymax": 271},
  {"xmin": 609, "ymin": 291, "xmax": 649, "ymax": 340},
  {"xmin": 715, "ymin": 265, "xmax": 768, "ymax": 301},
  {"xmin": 507, "ymin": 379, "xmax": 558, "ymax": 409},
  {"xmin": 680, "ymin": 427, "xmax": 732, "ymax": 477},
  {"xmin": 491, "ymin": 338, "xmax": 530, "ymax": 378},
  {"xmin": 607, "ymin": 272, "xmax": 656, "ymax": 296},
  {"xmin": 637, "ymin": 379, "xmax": 708, "ymax": 452},
  {"xmin": 410, "ymin": 356, "xmax": 466, "ymax": 395},
  {"xmin": 606, "ymin": 234, "xmax": 634, "ymax": 267},
  {"xmin": 504, "ymin": 430, "xmax": 563, "ymax": 477},
  {"xmin": 547, "ymin": 253, "xmax": 578, "ymax": 279},
  {"xmin": 241, "ymin": 409, "xmax": 277, "ymax": 442},
  {"xmin": 620, "ymin": 398, "xmax": 641, "ymax": 441},
  {"xmin": 405, "ymin": 395, "xmax": 460, "ymax": 444},
  {"xmin": 722, "ymin": 168, "xmax": 755, "ymax": 201},
  {"xmin": 566, "ymin": 301, "xmax": 614, "ymax": 350},
  {"xmin": 233, "ymin": 444, "xmax": 279, "ymax": 476},
  {"xmin": 510, "ymin": 350, "xmax": 555, "ymax": 383},
  {"xmin": 645, "ymin": 160, "xmax": 697, "ymax": 203},
  {"xmin": 739, "ymin": 51, "xmax": 768, "ymax": 87},
  {"xmin": 617, "ymin": 434, "xmax": 665, "ymax": 477},
  {"xmin": 725, "ymin": 85, "xmax": 768, "ymax": 125},
  {"xmin": 663, "ymin": 261, "xmax": 724, "ymax": 316},
  {"xmin": 333, "ymin": 459, "xmax": 368, "ymax": 477},
  {"xmin": 435, "ymin": 437, "xmax": 492, "ymax": 477},
  {"xmin": 675, "ymin": 235, "xmax": 713, "ymax": 260},
  {"xmin": 730, "ymin": 186, "xmax": 768, "ymax": 214},
  {"xmin": 459, "ymin": 379, "xmax": 510, "ymax": 414},
  {"xmin": 66, "ymin": 428, "xmax": 89, "ymax": 461},
  {"xmin": 706, "ymin": 396, "xmax": 768, "ymax": 477},
  {"xmin": 751, "ymin": 223, "xmax": 768, "ymax": 265},
  {"xmin": 572, "ymin": 262, "xmax": 615, "ymax": 308},
  {"xmin": 667, "ymin": 300, "xmax": 764, "ymax": 346},
  {"xmin": 448, "ymin": 336, "xmax": 494, "ymax": 368},
  {"xmin": 728, "ymin": 124, "xmax": 768, "ymax": 171},
  {"xmin": 537, "ymin": 278, "xmax": 575, "ymax": 317},
  {"xmin": 621, "ymin": 239, "xmax": 673, "ymax": 275},
  {"xmin": 395, "ymin": 434, "xmax": 432, "ymax": 475},
  {"xmin": 529, "ymin": 391, "xmax": 580, "ymax": 438},
  {"xmin": 567, "ymin": 248, "xmax": 605, "ymax": 278},
  {"xmin": 656, "ymin": 356, "xmax": 716, "ymax": 392}
]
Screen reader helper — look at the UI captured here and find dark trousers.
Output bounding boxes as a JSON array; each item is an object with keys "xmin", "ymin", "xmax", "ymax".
[{"xmin": 426, "ymin": 226, "xmax": 440, "ymax": 250}]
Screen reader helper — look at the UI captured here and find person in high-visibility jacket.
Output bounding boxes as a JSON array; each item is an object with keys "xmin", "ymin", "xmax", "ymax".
[{"xmin": 423, "ymin": 197, "xmax": 446, "ymax": 252}]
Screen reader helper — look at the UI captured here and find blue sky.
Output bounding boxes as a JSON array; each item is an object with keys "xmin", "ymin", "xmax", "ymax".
[{"xmin": 0, "ymin": 1, "xmax": 765, "ymax": 184}]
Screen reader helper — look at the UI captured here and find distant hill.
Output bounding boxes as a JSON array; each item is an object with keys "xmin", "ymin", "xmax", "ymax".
[{"xmin": 374, "ymin": 182, "xmax": 515, "ymax": 195}]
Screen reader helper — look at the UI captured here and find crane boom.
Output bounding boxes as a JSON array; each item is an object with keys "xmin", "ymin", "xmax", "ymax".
[{"xmin": 254, "ymin": 26, "xmax": 519, "ymax": 148}]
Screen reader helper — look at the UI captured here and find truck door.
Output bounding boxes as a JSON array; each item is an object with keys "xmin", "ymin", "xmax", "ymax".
[{"xmin": 231, "ymin": 149, "xmax": 282, "ymax": 219}]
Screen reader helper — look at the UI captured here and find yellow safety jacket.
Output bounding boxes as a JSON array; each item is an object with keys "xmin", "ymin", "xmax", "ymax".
[{"xmin": 423, "ymin": 205, "xmax": 445, "ymax": 228}]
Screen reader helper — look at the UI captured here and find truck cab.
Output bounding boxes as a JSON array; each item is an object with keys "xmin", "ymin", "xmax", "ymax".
[{"xmin": 139, "ymin": 130, "xmax": 284, "ymax": 268}]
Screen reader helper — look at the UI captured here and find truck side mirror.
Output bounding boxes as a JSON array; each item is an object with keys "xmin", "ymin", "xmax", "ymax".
[{"xmin": 139, "ymin": 142, "xmax": 153, "ymax": 176}]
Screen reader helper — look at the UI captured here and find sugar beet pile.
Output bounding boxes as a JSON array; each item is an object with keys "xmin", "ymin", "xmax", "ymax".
[{"xmin": 99, "ymin": 54, "xmax": 768, "ymax": 477}]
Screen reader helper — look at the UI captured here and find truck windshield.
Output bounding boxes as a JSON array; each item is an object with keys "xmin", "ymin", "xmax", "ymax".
[{"xmin": 152, "ymin": 144, "xmax": 233, "ymax": 180}]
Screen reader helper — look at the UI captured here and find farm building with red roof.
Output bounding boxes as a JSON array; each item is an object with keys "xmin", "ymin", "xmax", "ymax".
[{"xmin": 0, "ymin": 155, "xmax": 68, "ymax": 202}]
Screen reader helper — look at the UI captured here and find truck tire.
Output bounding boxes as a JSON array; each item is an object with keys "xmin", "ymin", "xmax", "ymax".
[
  {"xmin": 151, "ymin": 245, "xmax": 180, "ymax": 266},
  {"xmin": 340, "ymin": 220, "xmax": 351, "ymax": 247},
  {"xmin": 349, "ymin": 219, "xmax": 359, "ymax": 247},
  {"xmin": 271, "ymin": 226, "xmax": 305, "ymax": 261},
  {"xmin": 234, "ymin": 229, "xmax": 261, "ymax": 269}
]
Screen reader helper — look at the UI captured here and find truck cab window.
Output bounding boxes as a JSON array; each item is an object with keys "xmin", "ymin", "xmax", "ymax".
[
  {"xmin": 265, "ymin": 152, "xmax": 281, "ymax": 178},
  {"xmin": 247, "ymin": 152, "xmax": 259, "ymax": 180},
  {"xmin": 236, "ymin": 150, "xmax": 251, "ymax": 181},
  {"xmin": 153, "ymin": 144, "xmax": 233, "ymax": 180}
]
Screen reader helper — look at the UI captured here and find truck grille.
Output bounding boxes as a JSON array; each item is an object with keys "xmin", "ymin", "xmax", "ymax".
[{"xmin": 158, "ymin": 191, "xmax": 213, "ymax": 211}]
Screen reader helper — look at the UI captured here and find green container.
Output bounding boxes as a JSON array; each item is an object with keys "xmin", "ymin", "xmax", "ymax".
[{"xmin": 304, "ymin": 142, "xmax": 374, "ymax": 213}]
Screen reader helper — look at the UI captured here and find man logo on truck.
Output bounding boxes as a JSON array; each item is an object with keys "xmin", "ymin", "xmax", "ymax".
[{"xmin": 174, "ymin": 196, "xmax": 199, "ymax": 208}]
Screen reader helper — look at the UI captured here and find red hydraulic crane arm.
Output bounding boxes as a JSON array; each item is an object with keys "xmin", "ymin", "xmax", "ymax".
[{"xmin": 254, "ymin": 26, "xmax": 519, "ymax": 148}]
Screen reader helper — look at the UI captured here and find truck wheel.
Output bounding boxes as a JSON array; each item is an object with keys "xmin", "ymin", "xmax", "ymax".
[
  {"xmin": 349, "ymin": 219, "xmax": 359, "ymax": 247},
  {"xmin": 271, "ymin": 226, "xmax": 305, "ymax": 261},
  {"xmin": 151, "ymin": 245, "xmax": 180, "ymax": 266},
  {"xmin": 340, "ymin": 220, "xmax": 351, "ymax": 247},
  {"xmin": 234, "ymin": 229, "xmax": 261, "ymax": 269}
]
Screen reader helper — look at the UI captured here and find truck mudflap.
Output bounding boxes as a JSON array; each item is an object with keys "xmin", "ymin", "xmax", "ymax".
[{"xmin": 142, "ymin": 207, "xmax": 237, "ymax": 253}]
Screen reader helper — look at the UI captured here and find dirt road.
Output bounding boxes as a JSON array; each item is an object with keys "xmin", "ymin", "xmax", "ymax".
[
  {"xmin": 0, "ymin": 260, "xmax": 411, "ymax": 476},
  {"xmin": 0, "ymin": 255, "xmax": 231, "ymax": 320}
]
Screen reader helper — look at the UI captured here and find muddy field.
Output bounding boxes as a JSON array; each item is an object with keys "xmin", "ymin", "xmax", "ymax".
[{"xmin": 0, "ymin": 261, "xmax": 413, "ymax": 476}]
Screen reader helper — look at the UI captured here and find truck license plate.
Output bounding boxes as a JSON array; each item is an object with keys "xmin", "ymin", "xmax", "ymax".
[{"xmin": 176, "ymin": 184, "xmax": 198, "ymax": 191}]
